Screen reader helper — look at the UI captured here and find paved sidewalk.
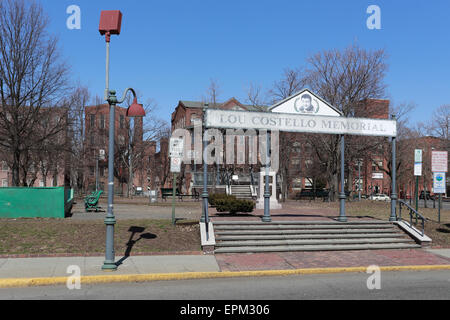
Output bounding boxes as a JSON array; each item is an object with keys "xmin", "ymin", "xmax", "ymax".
[
  {"xmin": 0, "ymin": 248, "xmax": 449, "ymax": 286},
  {"xmin": 215, "ymin": 249, "xmax": 450, "ymax": 272},
  {"xmin": 0, "ymin": 255, "xmax": 220, "ymax": 279}
]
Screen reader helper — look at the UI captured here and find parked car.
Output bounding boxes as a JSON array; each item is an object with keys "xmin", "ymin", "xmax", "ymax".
[{"xmin": 370, "ymin": 193, "xmax": 391, "ymax": 201}]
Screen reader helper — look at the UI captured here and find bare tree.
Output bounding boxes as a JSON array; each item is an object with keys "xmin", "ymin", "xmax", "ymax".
[
  {"xmin": 115, "ymin": 95, "xmax": 170, "ymax": 197},
  {"xmin": 302, "ymin": 44, "xmax": 388, "ymax": 200},
  {"xmin": 204, "ymin": 78, "xmax": 221, "ymax": 105},
  {"xmin": 266, "ymin": 68, "xmax": 307, "ymax": 200},
  {"xmin": 268, "ymin": 68, "xmax": 304, "ymax": 104},
  {"xmin": 0, "ymin": 0, "xmax": 70, "ymax": 186},
  {"xmin": 67, "ymin": 85, "xmax": 91, "ymax": 194},
  {"xmin": 425, "ymin": 105, "xmax": 450, "ymax": 142},
  {"xmin": 245, "ymin": 82, "xmax": 268, "ymax": 111}
]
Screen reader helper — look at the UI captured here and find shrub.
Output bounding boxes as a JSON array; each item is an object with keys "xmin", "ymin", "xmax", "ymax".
[
  {"xmin": 215, "ymin": 197, "xmax": 255, "ymax": 214},
  {"xmin": 209, "ymin": 193, "xmax": 235, "ymax": 207}
]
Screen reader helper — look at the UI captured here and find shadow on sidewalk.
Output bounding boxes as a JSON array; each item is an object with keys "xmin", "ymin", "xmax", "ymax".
[{"xmin": 115, "ymin": 226, "xmax": 156, "ymax": 266}]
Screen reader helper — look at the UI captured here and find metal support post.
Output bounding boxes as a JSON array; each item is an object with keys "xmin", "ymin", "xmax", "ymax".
[
  {"xmin": 172, "ymin": 172, "xmax": 177, "ymax": 225},
  {"xmin": 262, "ymin": 130, "xmax": 272, "ymax": 222},
  {"xmin": 201, "ymin": 106, "xmax": 209, "ymax": 238},
  {"xmin": 415, "ymin": 176, "xmax": 419, "ymax": 212},
  {"xmin": 438, "ymin": 194, "xmax": 441, "ymax": 224},
  {"xmin": 102, "ymin": 90, "xmax": 117, "ymax": 271},
  {"xmin": 358, "ymin": 160, "xmax": 361, "ymax": 201},
  {"xmin": 338, "ymin": 135, "xmax": 347, "ymax": 222},
  {"xmin": 389, "ymin": 132, "xmax": 397, "ymax": 221}
]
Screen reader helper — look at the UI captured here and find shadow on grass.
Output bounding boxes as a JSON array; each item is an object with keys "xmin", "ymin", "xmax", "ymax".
[
  {"xmin": 436, "ymin": 228, "xmax": 450, "ymax": 234},
  {"xmin": 115, "ymin": 226, "xmax": 157, "ymax": 266}
]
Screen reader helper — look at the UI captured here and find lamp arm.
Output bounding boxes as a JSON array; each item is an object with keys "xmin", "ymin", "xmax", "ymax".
[{"xmin": 117, "ymin": 88, "xmax": 137, "ymax": 104}]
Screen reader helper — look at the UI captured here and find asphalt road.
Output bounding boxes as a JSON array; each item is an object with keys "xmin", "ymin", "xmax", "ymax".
[{"xmin": 1, "ymin": 270, "xmax": 449, "ymax": 300}]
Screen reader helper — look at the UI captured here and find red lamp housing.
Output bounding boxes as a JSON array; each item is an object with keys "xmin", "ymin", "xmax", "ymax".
[
  {"xmin": 127, "ymin": 98, "xmax": 146, "ymax": 117},
  {"xmin": 99, "ymin": 10, "xmax": 122, "ymax": 36}
]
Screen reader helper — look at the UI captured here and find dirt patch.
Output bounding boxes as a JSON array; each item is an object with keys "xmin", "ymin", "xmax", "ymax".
[{"xmin": 0, "ymin": 219, "xmax": 201, "ymax": 256}]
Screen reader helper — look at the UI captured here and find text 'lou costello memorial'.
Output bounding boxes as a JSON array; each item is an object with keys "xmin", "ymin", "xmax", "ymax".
[{"xmin": 205, "ymin": 109, "xmax": 397, "ymax": 138}]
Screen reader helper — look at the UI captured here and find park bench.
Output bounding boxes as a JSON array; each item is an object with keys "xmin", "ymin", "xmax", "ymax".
[
  {"xmin": 160, "ymin": 188, "xmax": 200, "ymax": 201},
  {"xmin": 295, "ymin": 189, "xmax": 330, "ymax": 202},
  {"xmin": 295, "ymin": 190, "xmax": 315, "ymax": 201},
  {"xmin": 84, "ymin": 190, "xmax": 103, "ymax": 212}
]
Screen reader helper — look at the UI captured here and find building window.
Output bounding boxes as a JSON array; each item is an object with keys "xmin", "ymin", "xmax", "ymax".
[
  {"xmin": 120, "ymin": 115, "xmax": 125, "ymax": 129},
  {"xmin": 90, "ymin": 114, "xmax": 95, "ymax": 128},
  {"xmin": 90, "ymin": 166, "xmax": 95, "ymax": 176},
  {"xmin": 372, "ymin": 161, "xmax": 383, "ymax": 172},
  {"xmin": 1, "ymin": 161, "xmax": 8, "ymax": 171},
  {"xmin": 1, "ymin": 179, "xmax": 7, "ymax": 187},
  {"xmin": 100, "ymin": 166, "xmax": 104, "ymax": 177},
  {"xmin": 100, "ymin": 114, "xmax": 105, "ymax": 129},
  {"xmin": 90, "ymin": 133, "xmax": 95, "ymax": 145}
]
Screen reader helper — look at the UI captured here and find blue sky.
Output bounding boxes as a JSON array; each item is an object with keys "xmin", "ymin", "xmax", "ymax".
[{"xmin": 41, "ymin": 0, "xmax": 450, "ymax": 126}]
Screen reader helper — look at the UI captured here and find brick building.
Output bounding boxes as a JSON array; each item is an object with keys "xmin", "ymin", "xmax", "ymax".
[{"xmin": 84, "ymin": 104, "xmax": 168, "ymax": 196}]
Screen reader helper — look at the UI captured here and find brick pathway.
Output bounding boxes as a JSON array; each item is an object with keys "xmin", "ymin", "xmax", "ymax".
[
  {"xmin": 209, "ymin": 205, "xmax": 374, "ymax": 222},
  {"xmin": 215, "ymin": 249, "xmax": 450, "ymax": 272}
]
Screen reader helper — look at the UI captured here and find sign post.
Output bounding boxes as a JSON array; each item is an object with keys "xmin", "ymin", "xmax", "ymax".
[
  {"xmin": 414, "ymin": 149, "xmax": 422, "ymax": 211},
  {"xmin": 169, "ymin": 138, "xmax": 184, "ymax": 225},
  {"xmin": 432, "ymin": 151, "xmax": 448, "ymax": 223}
]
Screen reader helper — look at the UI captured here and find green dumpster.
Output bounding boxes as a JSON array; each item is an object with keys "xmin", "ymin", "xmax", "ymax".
[{"xmin": 0, "ymin": 187, "xmax": 74, "ymax": 218}]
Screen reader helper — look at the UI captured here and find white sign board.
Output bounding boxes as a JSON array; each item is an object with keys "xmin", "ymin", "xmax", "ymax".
[
  {"xmin": 270, "ymin": 89, "xmax": 342, "ymax": 117},
  {"xmin": 432, "ymin": 151, "xmax": 448, "ymax": 172},
  {"xmin": 372, "ymin": 172, "xmax": 383, "ymax": 179},
  {"xmin": 414, "ymin": 149, "xmax": 422, "ymax": 163},
  {"xmin": 414, "ymin": 163, "xmax": 422, "ymax": 176},
  {"xmin": 169, "ymin": 138, "xmax": 184, "ymax": 158},
  {"xmin": 170, "ymin": 156, "xmax": 181, "ymax": 173},
  {"xmin": 433, "ymin": 172, "xmax": 446, "ymax": 193},
  {"xmin": 205, "ymin": 109, "xmax": 397, "ymax": 137}
]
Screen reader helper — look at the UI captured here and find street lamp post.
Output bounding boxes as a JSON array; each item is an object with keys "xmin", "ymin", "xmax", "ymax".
[
  {"xmin": 99, "ymin": 11, "xmax": 146, "ymax": 271},
  {"xmin": 102, "ymin": 89, "xmax": 145, "ymax": 271}
]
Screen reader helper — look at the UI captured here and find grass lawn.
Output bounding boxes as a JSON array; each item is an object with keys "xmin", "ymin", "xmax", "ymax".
[
  {"xmin": 1, "ymin": 199, "xmax": 448, "ymax": 256},
  {"xmin": 0, "ymin": 219, "xmax": 201, "ymax": 256}
]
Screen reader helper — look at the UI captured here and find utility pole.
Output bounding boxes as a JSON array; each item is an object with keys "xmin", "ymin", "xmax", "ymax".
[{"xmin": 357, "ymin": 159, "xmax": 362, "ymax": 201}]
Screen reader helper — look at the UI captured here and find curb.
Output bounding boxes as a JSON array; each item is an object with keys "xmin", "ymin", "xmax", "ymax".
[{"xmin": 1, "ymin": 264, "xmax": 450, "ymax": 288}]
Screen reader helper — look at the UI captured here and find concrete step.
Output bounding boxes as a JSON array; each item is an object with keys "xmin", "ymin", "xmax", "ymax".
[
  {"xmin": 215, "ymin": 238, "xmax": 415, "ymax": 247},
  {"xmin": 214, "ymin": 243, "xmax": 421, "ymax": 254},
  {"xmin": 215, "ymin": 233, "xmax": 407, "ymax": 241},
  {"xmin": 215, "ymin": 229, "xmax": 400, "ymax": 235},
  {"xmin": 213, "ymin": 224, "xmax": 395, "ymax": 230},
  {"xmin": 212, "ymin": 220, "xmax": 392, "ymax": 225}
]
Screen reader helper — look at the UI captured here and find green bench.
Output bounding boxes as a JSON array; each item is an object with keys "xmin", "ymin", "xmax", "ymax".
[
  {"xmin": 160, "ymin": 188, "xmax": 199, "ymax": 201},
  {"xmin": 84, "ymin": 190, "xmax": 103, "ymax": 212}
]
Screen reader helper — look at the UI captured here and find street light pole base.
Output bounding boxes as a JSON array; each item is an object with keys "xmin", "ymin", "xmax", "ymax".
[{"xmin": 101, "ymin": 261, "xmax": 117, "ymax": 271}]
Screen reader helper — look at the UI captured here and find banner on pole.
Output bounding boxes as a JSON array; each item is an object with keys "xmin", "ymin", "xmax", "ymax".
[
  {"xmin": 433, "ymin": 172, "xmax": 446, "ymax": 194},
  {"xmin": 432, "ymin": 151, "xmax": 448, "ymax": 173}
]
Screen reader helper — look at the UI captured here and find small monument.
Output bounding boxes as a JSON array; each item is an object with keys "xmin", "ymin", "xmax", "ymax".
[{"xmin": 256, "ymin": 171, "xmax": 282, "ymax": 209}]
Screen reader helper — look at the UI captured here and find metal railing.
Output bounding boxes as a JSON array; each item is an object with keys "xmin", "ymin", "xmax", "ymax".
[{"xmin": 397, "ymin": 200, "xmax": 426, "ymax": 237}]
